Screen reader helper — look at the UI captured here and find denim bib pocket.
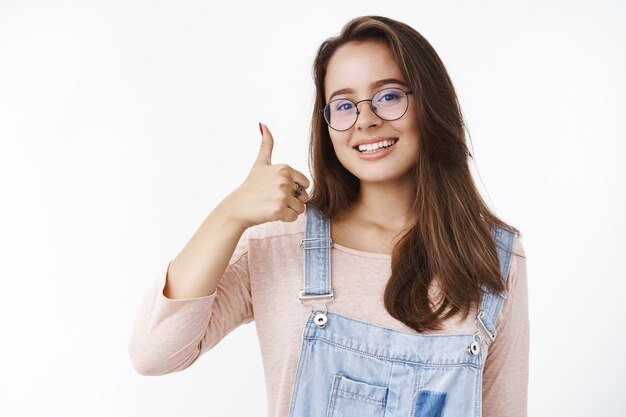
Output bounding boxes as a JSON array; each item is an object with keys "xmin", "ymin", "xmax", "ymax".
[{"xmin": 326, "ymin": 372, "xmax": 388, "ymax": 417}]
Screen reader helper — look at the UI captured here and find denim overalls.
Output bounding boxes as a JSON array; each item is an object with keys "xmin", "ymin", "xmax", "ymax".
[{"xmin": 287, "ymin": 205, "xmax": 515, "ymax": 417}]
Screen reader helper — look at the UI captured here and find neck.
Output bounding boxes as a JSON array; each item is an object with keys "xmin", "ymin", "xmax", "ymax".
[{"xmin": 346, "ymin": 180, "xmax": 415, "ymax": 234}]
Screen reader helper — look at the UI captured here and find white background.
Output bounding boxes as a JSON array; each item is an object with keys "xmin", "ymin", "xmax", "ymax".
[{"xmin": 1, "ymin": 0, "xmax": 624, "ymax": 416}]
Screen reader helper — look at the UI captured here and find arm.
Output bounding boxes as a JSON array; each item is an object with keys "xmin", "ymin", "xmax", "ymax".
[
  {"xmin": 127, "ymin": 122, "xmax": 311, "ymax": 376},
  {"xmin": 482, "ymin": 234, "xmax": 529, "ymax": 417},
  {"xmin": 165, "ymin": 198, "xmax": 248, "ymax": 299},
  {"xmin": 128, "ymin": 199, "xmax": 254, "ymax": 376}
]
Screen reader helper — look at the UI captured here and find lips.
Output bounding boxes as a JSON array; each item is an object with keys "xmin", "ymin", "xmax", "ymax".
[{"xmin": 352, "ymin": 137, "xmax": 399, "ymax": 149}]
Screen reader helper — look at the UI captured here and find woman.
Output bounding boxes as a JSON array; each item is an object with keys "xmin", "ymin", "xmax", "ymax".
[{"xmin": 129, "ymin": 15, "xmax": 528, "ymax": 417}]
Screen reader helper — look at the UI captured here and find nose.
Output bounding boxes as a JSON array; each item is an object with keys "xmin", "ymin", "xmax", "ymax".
[{"xmin": 354, "ymin": 100, "xmax": 381, "ymax": 129}]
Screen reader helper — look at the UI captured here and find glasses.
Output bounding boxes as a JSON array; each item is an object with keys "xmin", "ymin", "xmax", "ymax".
[{"xmin": 321, "ymin": 87, "xmax": 413, "ymax": 131}]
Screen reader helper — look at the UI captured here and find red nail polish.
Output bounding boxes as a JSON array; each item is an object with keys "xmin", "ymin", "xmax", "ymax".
[{"xmin": 259, "ymin": 122, "xmax": 263, "ymax": 135}]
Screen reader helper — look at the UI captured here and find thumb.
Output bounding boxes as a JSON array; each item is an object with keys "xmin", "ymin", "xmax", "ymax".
[{"xmin": 253, "ymin": 122, "xmax": 274, "ymax": 167}]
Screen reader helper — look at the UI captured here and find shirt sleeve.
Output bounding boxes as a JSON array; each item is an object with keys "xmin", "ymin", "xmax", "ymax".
[
  {"xmin": 482, "ymin": 233, "xmax": 529, "ymax": 417},
  {"xmin": 128, "ymin": 227, "xmax": 254, "ymax": 376}
]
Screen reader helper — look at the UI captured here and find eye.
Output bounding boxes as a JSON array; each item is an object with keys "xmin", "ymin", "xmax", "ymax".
[
  {"xmin": 334, "ymin": 100, "xmax": 354, "ymax": 112},
  {"xmin": 378, "ymin": 92, "xmax": 400, "ymax": 102}
]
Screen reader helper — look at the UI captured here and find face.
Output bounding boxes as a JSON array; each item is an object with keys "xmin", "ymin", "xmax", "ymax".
[{"xmin": 324, "ymin": 40, "xmax": 419, "ymax": 186}]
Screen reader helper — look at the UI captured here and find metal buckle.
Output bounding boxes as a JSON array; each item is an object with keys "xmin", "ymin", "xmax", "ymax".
[
  {"xmin": 299, "ymin": 289, "xmax": 334, "ymax": 302},
  {"xmin": 475, "ymin": 310, "xmax": 496, "ymax": 345},
  {"xmin": 299, "ymin": 290, "xmax": 334, "ymax": 315},
  {"xmin": 299, "ymin": 237, "xmax": 334, "ymax": 248}
]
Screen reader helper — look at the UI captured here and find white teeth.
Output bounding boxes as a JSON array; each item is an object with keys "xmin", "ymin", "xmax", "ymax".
[{"xmin": 357, "ymin": 139, "xmax": 396, "ymax": 152}]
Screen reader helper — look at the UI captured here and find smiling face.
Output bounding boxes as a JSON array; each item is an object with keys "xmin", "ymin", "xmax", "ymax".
[{"xmin": 324, "ymin": 40, "xmax": 420, "ymax": 186}]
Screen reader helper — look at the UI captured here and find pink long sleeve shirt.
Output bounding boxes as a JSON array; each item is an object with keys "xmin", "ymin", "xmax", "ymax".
[{"xmin": 128, "ymin": 212, "xmax": 529, "ymax": 417}]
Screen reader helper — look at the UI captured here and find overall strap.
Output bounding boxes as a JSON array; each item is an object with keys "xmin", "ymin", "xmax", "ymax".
[
  {"xmin": 299, "ymin": 205, "xmax": 334, "ymax": 305},
  {"xmin": 475, "ymin": 226, "xmax": 517, "ymax": 345}
]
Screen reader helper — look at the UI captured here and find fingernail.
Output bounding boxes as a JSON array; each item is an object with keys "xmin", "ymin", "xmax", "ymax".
[{"xmin": 259, "ymin": 122, "xmax": 263, "ymax": 135}]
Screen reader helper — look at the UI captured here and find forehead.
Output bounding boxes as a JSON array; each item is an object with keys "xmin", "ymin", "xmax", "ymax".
[{"xmin": 324, "ymin": 40, "xmax": 404, "ymax": 96}]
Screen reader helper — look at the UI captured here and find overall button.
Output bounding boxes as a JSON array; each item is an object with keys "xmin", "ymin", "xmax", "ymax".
[
  {"xmin": 468, "ymin": 339, "xmax": 481, "ymax": 355},
  {"xmin": 314, "ymin": 312, "xmax": 328, "ymax": 328}
]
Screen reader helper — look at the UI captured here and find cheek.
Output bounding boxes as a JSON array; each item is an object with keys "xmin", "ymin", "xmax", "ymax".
[
  {"xmin": 398, "ymin": 112, "xmax": 420, "ymax": 144},
  {"xmin": 329, "ymin": 131, "xmax": 351, "ymax": 150},
  {"xmin": 400, "ymin": 106, "xmax": 418, "ymax": 130}
]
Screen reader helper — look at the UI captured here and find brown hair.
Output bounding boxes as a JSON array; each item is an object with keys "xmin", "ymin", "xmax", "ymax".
[{"xmin": 306, "ymin": 15, "xmax": 524, "ymax": 332}]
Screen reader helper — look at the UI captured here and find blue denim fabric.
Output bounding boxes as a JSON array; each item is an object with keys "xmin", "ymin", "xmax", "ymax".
[{"xmin": 287, "ymin": 205, "xmax": 516, "ymax": 417}]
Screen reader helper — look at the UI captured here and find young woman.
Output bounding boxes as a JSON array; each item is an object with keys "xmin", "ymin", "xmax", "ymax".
[{"xmin": 129, "ymin": 15, "xmax": 528, "ymax": 417}]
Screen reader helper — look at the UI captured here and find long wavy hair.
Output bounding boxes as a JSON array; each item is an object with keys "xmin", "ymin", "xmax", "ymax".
[{"xmin": 305, "ymin": 15, "xmax": 523, "ymax": 332}]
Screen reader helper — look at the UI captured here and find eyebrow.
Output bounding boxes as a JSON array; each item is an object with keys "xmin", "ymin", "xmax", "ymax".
[{"xmin": 327, "ymin": 78, "xmax": 408, "ymax": 102}]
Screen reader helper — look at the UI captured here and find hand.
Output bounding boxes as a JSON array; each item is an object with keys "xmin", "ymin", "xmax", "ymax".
[{"xmin": 224, "ymin": 123, "xmax": 311, "ymax": 229}]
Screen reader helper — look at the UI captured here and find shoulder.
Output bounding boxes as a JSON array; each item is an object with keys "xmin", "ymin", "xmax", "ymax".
[
  {"xmin": 494, "ymin": 226, "xmax": 526, "ymax": 289},
  {"xmin": 497, "ymin": 231, "xmax": 528, "ymax": 329},
  {"xmin": 512, "ymin": 231, "xmax": 526, "ymax": 259},
  {"xmin": 508, "ymin": 232, "xmax": 527, "ymax": 286}
]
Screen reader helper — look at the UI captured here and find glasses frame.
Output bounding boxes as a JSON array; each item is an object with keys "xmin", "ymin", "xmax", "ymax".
[{"xmin": 320, "ymin": 87, "xmax": 414, "ymax": 132}]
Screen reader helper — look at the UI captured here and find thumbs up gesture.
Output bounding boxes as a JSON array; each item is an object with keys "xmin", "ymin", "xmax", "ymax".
[{"xmin": 224, "ymin": 123, "xmax": 311, "ymax": 229}]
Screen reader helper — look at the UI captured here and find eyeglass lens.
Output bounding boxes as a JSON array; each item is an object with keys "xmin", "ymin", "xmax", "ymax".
[{"xmin": 323, "ymin": 88, "xmax": 409, "ymax": 131}]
